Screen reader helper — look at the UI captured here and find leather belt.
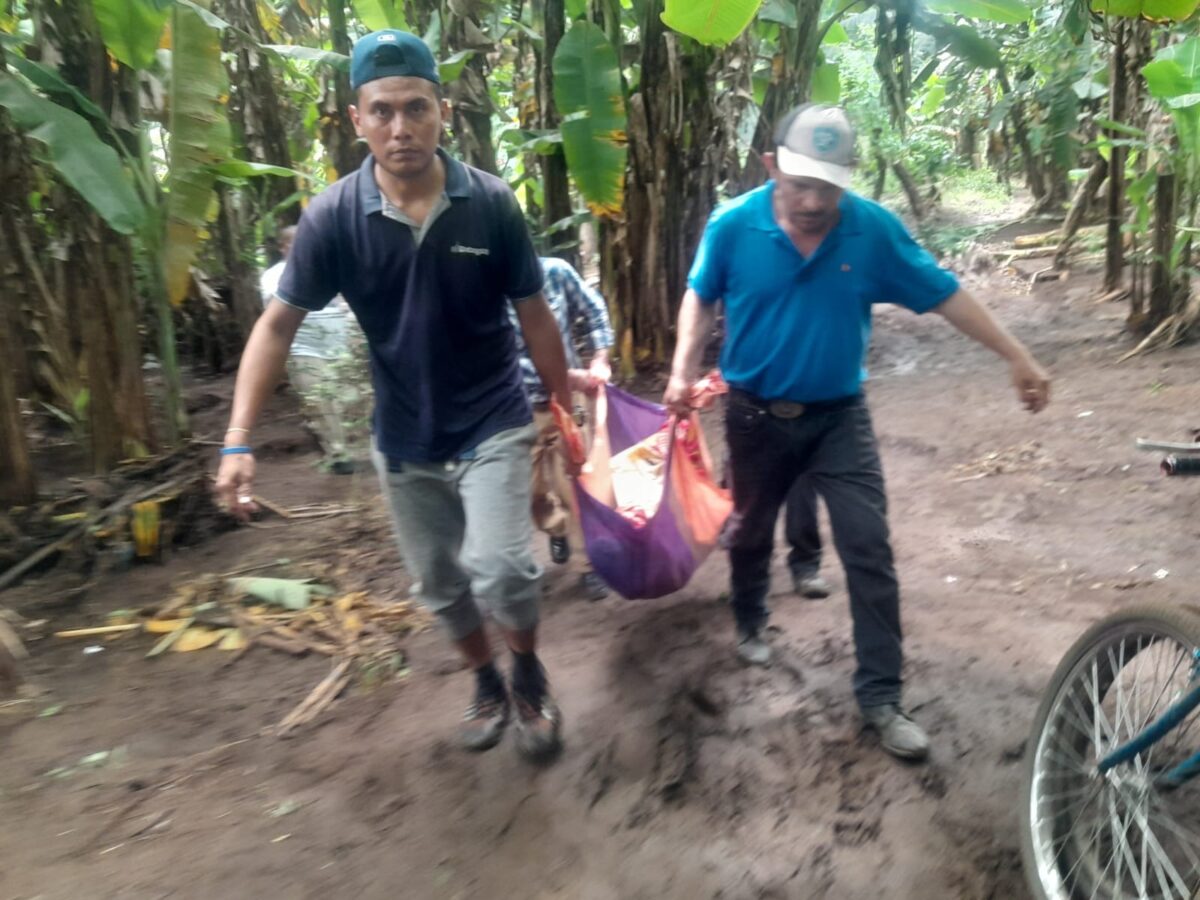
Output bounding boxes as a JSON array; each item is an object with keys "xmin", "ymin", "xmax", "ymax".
[
  {"xmin": 768, "ymin": 400, "xmax": 808, "ymax": 419},
  {"xmin": 730, "ymin": 388, "xmax": 860, "ymax": 419}
]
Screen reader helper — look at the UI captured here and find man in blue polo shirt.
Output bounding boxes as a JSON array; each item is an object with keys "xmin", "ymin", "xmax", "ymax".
[
  {"xmin": 214, "ymin": 30, "xmax": 574, "ymax": 760},
  {"xmin": 665, "ymin": 104, "xmax": 1050, "ymax": 761}
]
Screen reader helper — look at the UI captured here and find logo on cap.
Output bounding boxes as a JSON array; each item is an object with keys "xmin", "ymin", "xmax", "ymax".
[
  {"xmin": 378, "ymin": 33, "xmax": 396, "ymax": 41},
  {"xmin": 812, "ymin": 126, "xmax": 840, "ymax": 155}
]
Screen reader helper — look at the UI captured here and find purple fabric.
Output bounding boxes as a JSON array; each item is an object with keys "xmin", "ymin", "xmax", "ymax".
[
  {"xmin": 574, "ymin": 386, "xmax": 697, "ymax": 599},
  {"xmin": 603, "ymin": 388, "xmax": 668, "ymax": 455}
]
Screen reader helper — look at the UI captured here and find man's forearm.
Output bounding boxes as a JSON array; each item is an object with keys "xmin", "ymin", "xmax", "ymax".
[
  {"xmin": 935, "ymin": 289, "xmax": 1032, "ymax": 363},
  {"xmin": 669, "ymin": 289, "xmax": 716, "ymax": 383},
  {"xmin": 225, "ymin": 305, "xmax": 304, "ymax": 442}
]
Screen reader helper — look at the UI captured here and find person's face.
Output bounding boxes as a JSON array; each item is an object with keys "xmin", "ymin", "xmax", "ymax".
[
  {"xmin": 764, "ymin": 154, "xmax": 843, "ymax": 235},
  {"xmin": 349, "ymin": 76, "xmax": 448, "ymax": 180}
]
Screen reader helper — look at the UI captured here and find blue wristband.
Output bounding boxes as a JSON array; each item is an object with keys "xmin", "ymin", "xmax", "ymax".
[{"xmin": 220, "ymin": 445, "xmax": 253, "ymax": 456}]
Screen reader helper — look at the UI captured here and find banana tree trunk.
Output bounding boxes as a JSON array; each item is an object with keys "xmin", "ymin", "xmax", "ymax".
[
  {"xmin": 892, "ymin": 160, "xmax": 925, "ymax": 220},
  {"xmin": 1054, "ymin": 156, "xmax": 1107, "ymax": 268},
  {"xmin": 602, "ymin": 0, "xmax": 728, "ymax": 369},
  {"xmin": 36, "ymin": 0, "xmax": 158, "ymax": 463},
  {"xmin": 1147, "ymin": 169, "xmax": 1177, "ymax": 332},
  {"xmin": 738, "ymin": 0, "xmax": 821, "ymax": 192},
  {"xmin": 222, "ymin": 0, "xmax": 299, "ymax": 223},
  {"xmin": 322, "ymin": 1, "xmax": 367, "ymax": 177},
  {"xmin": 998, "ymin": 68, "xmax": 1046, "ymax": 201},
  {"xmin": 1105, "ymin": 20, "xmax": 1130, "ymax": 294},
  {"xmin": 0, "ymin": 239, "xmax": 36, "ymax": 506},
  {"xmin": 217, "ymin": 185, "xmax": 263, "ymax": 343},
  {"xmin": 535, "ymin": 0, "xmax": 577, "ymax": 263}
]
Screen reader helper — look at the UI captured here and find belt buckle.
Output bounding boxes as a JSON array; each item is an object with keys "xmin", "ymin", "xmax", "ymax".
[{"xmin": 768, "ymin": 400, "xmax": 806, "ymax": 419}]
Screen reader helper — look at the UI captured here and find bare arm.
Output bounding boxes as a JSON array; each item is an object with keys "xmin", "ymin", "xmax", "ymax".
[
  {"xmin": 934, "ymin": 288, "xmax": 1050, "ymax": 413},
  {"xmin": 664, "ymin": 289, "xmax": 718, "ymax": 413},
  {"xmin": 214, "ymin": 300, "xmax": 307, "ymax": 517},
  {"xmin": 588, "ymin": 347, "xmax": 612, "ymax": 383},
  {"xmin": 515, "ymin": 293, "xmax": 572, "ymax": 412}
]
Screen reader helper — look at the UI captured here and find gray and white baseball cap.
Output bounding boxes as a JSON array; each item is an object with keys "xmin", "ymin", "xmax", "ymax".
[{"xmin": 774, "ymin": 104, "xmax": 857, "ymax": 189}]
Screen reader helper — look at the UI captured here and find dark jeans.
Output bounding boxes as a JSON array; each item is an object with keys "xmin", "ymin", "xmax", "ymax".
[
  {"xmin": 786, "ymin": 477, "xmax": 822, "ymax": 578},
  {"xmin": 723, "ymin": 392, "xmax": 903, "ymax": 709}
]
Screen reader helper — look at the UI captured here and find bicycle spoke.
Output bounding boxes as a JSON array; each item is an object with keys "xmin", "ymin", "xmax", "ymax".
[
  {"xmin": 1130, "ymin": 802, "xmax": 1192, "ymax": 898},
  {"xmin": 1144, "ymin": 805, "xmax": 1200, "ymax": 874}
]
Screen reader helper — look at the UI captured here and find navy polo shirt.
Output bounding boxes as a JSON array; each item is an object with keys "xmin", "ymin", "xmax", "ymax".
[
  {"xmin": 688, "ymin": 184, "xmax": 960, "ymax": 403},
  {"xmin": 278, "ymin": 150, "xmax": 544, "ymax": 462}
]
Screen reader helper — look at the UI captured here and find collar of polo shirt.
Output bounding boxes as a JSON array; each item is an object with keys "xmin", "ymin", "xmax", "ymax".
[{"xmin": 357, "ymin": 147, "xmax": 471, "ymax": 217}]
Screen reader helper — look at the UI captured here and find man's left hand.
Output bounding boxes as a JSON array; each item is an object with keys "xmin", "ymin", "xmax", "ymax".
[
  {"xmin": 588, "ymin": 358, "xmax": 612, "ymax": 386},
  {"xmin": 1011, "ymin": 355, "xmax": 1050, "ymax": 413}
]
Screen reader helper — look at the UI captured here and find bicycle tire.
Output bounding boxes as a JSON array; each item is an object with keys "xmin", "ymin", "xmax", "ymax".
[{"xmin": 1021, "ymin": 601, "xmax": 1200, "ymax": 900}]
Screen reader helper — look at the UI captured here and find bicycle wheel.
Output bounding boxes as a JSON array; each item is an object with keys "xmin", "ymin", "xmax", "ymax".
[{"xmin": 1021, "ymin": 602, "xmax": 1200, "ymax": 900}]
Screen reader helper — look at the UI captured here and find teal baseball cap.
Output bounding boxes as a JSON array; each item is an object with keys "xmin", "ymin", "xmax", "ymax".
[{"xmin": 350, "ymin": 30, "xmax": 440, "ymax": 91}]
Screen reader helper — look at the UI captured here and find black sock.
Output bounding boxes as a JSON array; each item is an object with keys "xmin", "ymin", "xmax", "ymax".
[
  {"xmin": 474, "ymin": 662, "xmax": 505, "ymax": 701},
  {"xmin": 511, "ymin": 650, "xmax": 545, "ymax": 699}
]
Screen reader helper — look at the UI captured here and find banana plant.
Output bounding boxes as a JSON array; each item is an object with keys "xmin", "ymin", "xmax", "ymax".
[
  {"xmin": 1, "ymin": 0, "xmax": 301, "ymax": 442},
  {"xmin": 552, "ymin": 19, "xmax": 627, "ymax": 215}
]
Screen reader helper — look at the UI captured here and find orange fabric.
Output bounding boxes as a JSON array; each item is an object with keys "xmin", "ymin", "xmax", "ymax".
[
  {"xmin": 668, "ymin": 414, "xmax": 732, "ymax": 548},
  {"xmin": 550, "ymin": 399, "xmax": 586, "ymax": 467}
]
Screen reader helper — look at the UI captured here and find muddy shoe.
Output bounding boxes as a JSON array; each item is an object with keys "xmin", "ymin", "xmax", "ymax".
[
  {"xmin": 579, "ymin": 571, "xmax": 608, "ymax": 602},
  {"xmin": 513, "ymin": 686, "xmax": 563, "ymax": 761},
  {"xmin": 792, "ymin": 571, "xmax": 831, "ymax": 600},
  {"xmin": 862, "ymin": 705, "xmax": 929, "ymax": 761},
  {"xmin": 460, "ymin": 687, "xmax": 510, "ymax": 752},
  {"xmin": 735, "ymin": 630, "xmax": 772, "ymax": 667},
  {"xmin": 549, "ymin": 536, "xmax": 570, "ymax": 565}
]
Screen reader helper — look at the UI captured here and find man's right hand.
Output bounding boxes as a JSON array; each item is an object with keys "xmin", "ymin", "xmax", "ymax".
[
  {"xmin": 213, "ymin": 453, "xmax": 258, "ymax": 522},
  {"xmin": 663, "ymin": 373, "xmax": 693, "ymax": 416}
]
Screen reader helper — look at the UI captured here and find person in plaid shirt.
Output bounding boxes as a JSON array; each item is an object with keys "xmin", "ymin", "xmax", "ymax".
[{"xmin": 510, "ymin": 256, "xmax": 614, "ymax": 601}]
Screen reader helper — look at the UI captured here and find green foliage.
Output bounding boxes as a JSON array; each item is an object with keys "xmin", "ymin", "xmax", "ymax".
[
  {"xmin": 924, "ymin": 0, "xmax": 1031, "ymax": 24},
  {"xmin": 662, "ymin": 0, "xmax": 764, "ymax": 46},
  {"xmin": 92, "ymin": 0, "xmax": 171, "ymax": 70},
  {"xmin": 811, "ymin": 62, "xmax": 841, "ymax": 102},
  {"xmin": 262, "ymin": 44, "xmax": 350, "ymax": 71},
  {"xmin": 0, "ymin": 75, "xmax": 145, "ymax": 234},
  {"xmin": 164, "ymin": 1, "xmax": 232, "ymax": 306},
  {"xmin": 1142, "ymin": 36, "xmax": 1200, "ymax": 170},
  {"xmin": 553, "ymin": 22, "xmax": 627, "ymax": 216},
  {"xmin": 352, "ymin": 0, "xmax": 408, "ymax": 32},
  {"xmin": 1090, "ymin": 0, "xmax": 1200, "ymax": 20}
]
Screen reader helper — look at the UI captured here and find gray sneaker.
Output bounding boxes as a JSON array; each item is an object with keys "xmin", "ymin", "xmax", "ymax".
[
  {"xmin": 735, "ymin": 631, "xmax": 772, "ymax": 667},
  {"xmin": 862, "ymin": 705, "xmax": 929, "ymax": 761},
  {"xmin": 460, "ymin": 690, "xmax": 510, "ymax": 752},
  {"xmin": 792, "ymin": 572, "xmax": 832, "ymax": 600}
]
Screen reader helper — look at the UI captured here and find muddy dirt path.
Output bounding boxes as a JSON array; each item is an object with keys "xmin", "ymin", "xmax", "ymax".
[{"xmin": 4, "ymin": 259, "xmax": 1200, "ymax": 900}]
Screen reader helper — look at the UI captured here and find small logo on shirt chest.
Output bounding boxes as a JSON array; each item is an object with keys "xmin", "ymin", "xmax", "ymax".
[
  {"xmin": 841, "ymin": 263, "xmax": 852, "ymax": 272},
  {"xmin": 451, "ymin": 243, "xmax": 489, "ymax": 257}
]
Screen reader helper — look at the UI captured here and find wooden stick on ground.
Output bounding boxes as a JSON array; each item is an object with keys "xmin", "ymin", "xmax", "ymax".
[
  {"xmin": 251, "ymin": 495, "xmax": 292, "ymax": 519},
  {"xmin": 54, "ymin": 624, "xmax": 142, "ymax": 639},
  {"xmin": 275, "ymin": 659, "xmax": 353, "ymax": 736}
]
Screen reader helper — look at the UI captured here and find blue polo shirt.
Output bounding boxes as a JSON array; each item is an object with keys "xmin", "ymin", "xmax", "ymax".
[
  {"xmin": 688, "ymin": 184, "xmax": 959, "ymax": 403},
  {"xmin": 278, "ymin": 150, "xmax": 544, "ymax": 462}
]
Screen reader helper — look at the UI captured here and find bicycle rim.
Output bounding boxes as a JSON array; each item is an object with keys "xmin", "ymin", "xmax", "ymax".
[{"xmin": 1028, "ymin": 618, "xmax": 1200, "ymax": 900}]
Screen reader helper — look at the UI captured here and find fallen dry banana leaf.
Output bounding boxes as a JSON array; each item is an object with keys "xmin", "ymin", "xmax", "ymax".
[{"xmin": 145, "ymin": 617, "xmax": 195, "ymax": 657}]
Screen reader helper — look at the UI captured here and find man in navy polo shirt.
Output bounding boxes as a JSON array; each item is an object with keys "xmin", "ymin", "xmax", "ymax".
[
  {"xmin": 214, "ymin": 30, "xmax": 573, "ymax": 760},
  {"xmin": 665, "ymin": 104, "xmax": 1050, "ymax": 761}
]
